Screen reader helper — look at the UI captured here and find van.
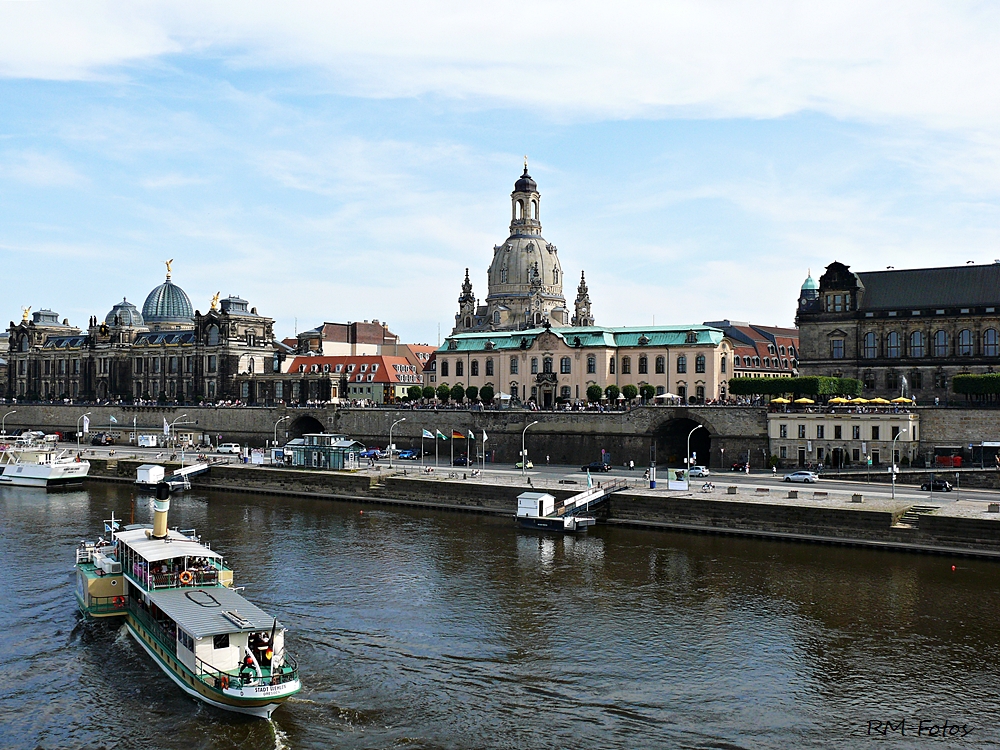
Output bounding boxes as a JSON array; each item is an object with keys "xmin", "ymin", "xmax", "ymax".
[{"xmin": 217, "ymin": 443, "xmax": 242, "ymax": 454}]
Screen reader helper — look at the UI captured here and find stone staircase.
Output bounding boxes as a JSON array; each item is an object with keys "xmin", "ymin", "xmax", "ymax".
[{"xmin": 896, "ymin": 504, "xmax": 940, "ymax": 527}]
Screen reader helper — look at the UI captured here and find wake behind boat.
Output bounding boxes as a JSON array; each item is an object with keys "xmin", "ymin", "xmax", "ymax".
[
  {"xmin": 0, "ymin": 443, "xmax": 89, "ymax": 487},
  {"xmin": 74, "ymin": 486, "xmax": 301, "ymax": 718}
]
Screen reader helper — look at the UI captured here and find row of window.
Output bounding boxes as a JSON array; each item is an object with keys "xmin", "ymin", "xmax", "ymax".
[
  {"xmin": 438, "ymin": 354, "xmax": 717, "ymax": 378},
  {"xmin": 849, "ymin": 329, "xmax": 1000, "ymax": 359},
  {"xmin": 735, "ymin": 355, "xmax": 793, "ymax": 369},
  {"xmin": 764, "ymin": 344, "xmax": 797, "ymax": 357},
  {"xmin": 297, "ymin": 362, "xmax": 381, "ymax": 374},
  {"xmin": 778, "ymin": 424, "xmax": 911, "ymax": 440}
]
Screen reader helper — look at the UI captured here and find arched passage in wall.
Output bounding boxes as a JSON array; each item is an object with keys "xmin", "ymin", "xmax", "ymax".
[
  {"xmin": 288, "ymin": 415, "xmax": 324, "ymax": 440},
  {"xmin": 653, "ymin": 417, "xmax": 713, "ymax": 468}
]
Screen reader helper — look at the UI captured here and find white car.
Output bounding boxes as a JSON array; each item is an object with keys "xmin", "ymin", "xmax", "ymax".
[
  {"xmin": 783, "ymin": 471, "xmax": 819, "ymax": 483},
  {"xmin": 216, "ymin": 443, "xmax": 242, "ymax": 454},
  {"xmin": 689, "ymin": 466, "xmax": 710, "ymax": 477}
]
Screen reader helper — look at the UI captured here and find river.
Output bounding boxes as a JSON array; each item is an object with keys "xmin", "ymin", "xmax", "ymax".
[{"xmin": 2, "ymin": 482, "xmax": 999, "ymax": 749}]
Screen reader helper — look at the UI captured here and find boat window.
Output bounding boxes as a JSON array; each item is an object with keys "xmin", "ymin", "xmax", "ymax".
[
  {"xmin": 213, "ymin": 633, "xmax": 230, "ymax": 649},
  {"xmin": 178, "ymin": 629, "xmax": 194, "ymax": 652}
]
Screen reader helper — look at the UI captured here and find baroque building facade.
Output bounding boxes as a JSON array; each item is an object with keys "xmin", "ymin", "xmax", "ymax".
[
  {"xmin": 6, "ymin": 264, "xmax": 276, "ymax": 403},
  {"xmin": 796, "ymin": 261, "xmax": 1000, "ymax": 400}
]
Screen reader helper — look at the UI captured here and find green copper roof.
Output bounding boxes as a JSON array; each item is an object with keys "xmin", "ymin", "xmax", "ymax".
[{"xmin": 437, "ymin": 325, "xmax": 724, "ymax": 353}]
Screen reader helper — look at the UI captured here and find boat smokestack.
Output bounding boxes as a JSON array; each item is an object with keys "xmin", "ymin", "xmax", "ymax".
[{"xmin": 151, "ymin": 482, "xmax": 170, "ymax": 539}]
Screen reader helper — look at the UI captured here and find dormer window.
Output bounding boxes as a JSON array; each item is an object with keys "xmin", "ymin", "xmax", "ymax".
[
  {"xmin": 323, "ymin": 364, "xmax": 330, "ymax": 373},
  {"xmin": 335, "ymin": 364, "xmax": 343, "ymax": 373},
  {"xmin": 360, "ymin": 364, "xmax": 368, "ymax": 372},
  {"xmin": 371, "ymin": 364, "xmax": 378, "ymax": 372},
  {"xmin": 347, "ymin": 364, "xmax": 355, "ymax": 372},
  {"xmin": 298, "ymin": 364, "xmax": 306, "ymax": 373},
  {"xmin": 310, "ymin": 364, "xmax": 319, "ymax": 373},
  {"xmin": 686, "ymin": 331, "xmax": 697, "ymax": 344}
]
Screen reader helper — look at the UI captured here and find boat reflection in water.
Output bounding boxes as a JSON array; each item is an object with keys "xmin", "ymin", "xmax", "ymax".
[{"xmin": 74, "ymin": 483, "xmax": 300, "ymax": 718}]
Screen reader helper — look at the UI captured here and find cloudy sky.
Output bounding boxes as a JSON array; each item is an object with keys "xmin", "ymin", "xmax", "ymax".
[{"xmin": 3, "ymin": 2, "xmax": 1000, "ymax": 343}]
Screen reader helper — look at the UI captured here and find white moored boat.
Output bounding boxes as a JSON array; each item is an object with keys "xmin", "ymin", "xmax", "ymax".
[
  {"xmin": 0, "ymin": 445, "xmax": 90, "ymax": 487},
  {"xmin": 75, "ymin": 491, "xmax": 301, "ymax": 718}
]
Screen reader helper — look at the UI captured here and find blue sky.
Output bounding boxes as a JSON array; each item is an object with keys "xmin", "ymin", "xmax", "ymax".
[{"xmin": 3, "ymin": 2, "xmax": 1000, "ymax": 343}]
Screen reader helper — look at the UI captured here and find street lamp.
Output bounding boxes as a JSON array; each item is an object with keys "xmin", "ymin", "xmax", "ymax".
[
  {"xmin": 891, "ymin": 428, "xmax": 908, "ymax": 499},
  {"xmin": 1, "ymin": 409, "xmax": 16, "ymax": 436},
  {"xmin": 686, "ymin": 424, "xmax": 705, "ymax": 477},
  {"xmin": 521, "ymin": 420, "xmax": 539, "ymax": 476},
  {"xmin": 273, "ymin": 415, "xmax": 291, "ymax": 447},
  {"xmin": 389, "ymin": 417, "xmax": 406, "ymax": 469},
  {"xmin": 168, "ymin": 414, "xmax": 190, "ymax": 449},
  {"xmin": 76, "ymin": 411, "xmax": 91, "ymax": 454}
]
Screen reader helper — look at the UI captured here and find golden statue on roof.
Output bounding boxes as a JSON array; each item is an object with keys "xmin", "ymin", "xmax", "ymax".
[
  {"xmin": 211, "ymin": 292, "xmax": 220, "ymax": 310},
  {"xmin": 165, "ymin": 258, "xmax": 173, "ymax": 279},
  {"xmin": 21, "ymin": 306, "xmax": 30, "ymax": 321}
]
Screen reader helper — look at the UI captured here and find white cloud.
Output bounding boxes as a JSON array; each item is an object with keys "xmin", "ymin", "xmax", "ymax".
[{"xmin": 3, "ymin": 2, "xmax": 1000, "ymax": 131}]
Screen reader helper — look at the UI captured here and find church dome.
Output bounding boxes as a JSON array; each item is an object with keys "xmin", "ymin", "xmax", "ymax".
[
  {"xmin": 105, "ymin": 298, "xmax": 144, "ymax": 328},
  {"xmin": 801, "ymin": 271, "xmax": 819, "ymax": 291},
  {"xmin": 143, "ymin": 279, "xmax": 193, "ymax": 324},
  {"xmin": 514, "ymin": 167, "xmax": 537, "ymax": 193}
]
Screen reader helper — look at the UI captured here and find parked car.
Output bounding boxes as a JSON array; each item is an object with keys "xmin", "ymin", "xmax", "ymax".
[
  {"xmin": 515, "ymin": 460, "xmax": 534, "ymax": 469},
  {"xmin": 90, "ymin": 433, "xmax": 115, "ymax": 446},
  {"xmin": 689, "ymin": 466, "xmax": 710, "ymax": 477},
  {"xmin": 216, "ymin": 443, "xmax": 242, "ymax": 454},
  {"xmin": 921, "ymin": 478, "xmax": 953, "ymax": 492},
  {"xmin": 581, "ymin": 461, "xmax": 612, "ymax": 472},
  {"xmin": 398, "ymin": 449, "xmax": 419, "ymax": 460},
  {"xmin": 730, "ymin": 462, "xmax": 748, "ymax": 471},
  {"xmin": 783, "ymin": 471, "xmax": 819, "ymax": 483},
  {"xmin": 453, "ymin": 456, "xmax": 471, "ymax": 466},
  {"xmin": 359, "ymin": 448, "xmax": 382, "ymax": 459}
]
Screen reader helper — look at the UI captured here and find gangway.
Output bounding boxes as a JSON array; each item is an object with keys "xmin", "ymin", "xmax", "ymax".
[
  {"xmin": 171, "ymin": 462, "xmax": 209, "ymax": 479},
  {"xmin": 516, "ymin": 478, "xmax": 629, "ymax": 532}
]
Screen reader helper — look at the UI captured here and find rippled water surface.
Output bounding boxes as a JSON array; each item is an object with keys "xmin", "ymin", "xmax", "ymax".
[{"xmin": 2, "ymin": 483, "xmax": 1000, "ymax": 749}]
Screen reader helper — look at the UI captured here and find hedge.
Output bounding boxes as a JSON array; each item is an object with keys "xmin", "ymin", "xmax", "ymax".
[
  {"xmin": 953, "ymin": 373, "xmax": 1000, "ymax": 402},
  {"xmin": 727, "ymin": 376, "xmax": 862, "ymax": 397}
]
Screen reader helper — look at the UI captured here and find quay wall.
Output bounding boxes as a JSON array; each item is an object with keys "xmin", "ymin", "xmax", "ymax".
[{"xmin": 84, "ymin": 460, "xmax": 1000, "ymax": 557}]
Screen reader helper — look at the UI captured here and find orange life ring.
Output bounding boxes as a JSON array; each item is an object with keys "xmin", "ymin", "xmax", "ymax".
[
  {"xmin": 113, "ymin": 596, "xmax": 125, "ymax": 609},
  {"xmin": 219, "ymin": 675, "xmax": 229, "ymax": 690},
  {"xmin": 178, "ymin": 570, "xmax": 194, "ymax": 585}
]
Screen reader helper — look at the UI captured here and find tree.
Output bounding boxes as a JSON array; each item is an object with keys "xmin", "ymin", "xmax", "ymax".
[
  {"xmin": 436, "ymin": 384, "xmax": 451, "ymax": 403},
  {"xmin": 480, "ymin": 385, "xmax": 495, "ymax": 404},
  {"xmin": 605, "ymin": 384, "xmax": 620, "ymax": 402},
  {"xmin": 640, "ymin": 384, "xmax": 655, "ymax": 402},
  {"xmin": 466, "ymin": 385, "xmax": 479, "ymax": 402},
  {"xmin": 587, "ymin": 384, "xmax": 603, "ymax": 402},
  {"xmin": 422, "ymin": 386, "xmax": 435, "ymax": 400},
  {"xmin": 407, "ymin": 385, "xmax": 423, "ymax": 401},
  {"xmin": 450, "ymin": 384, "xmax": 465, "ymax": 403},
  {"xmin": 622, "ymin": 384, "xmax": 638, "ymax": 401}
]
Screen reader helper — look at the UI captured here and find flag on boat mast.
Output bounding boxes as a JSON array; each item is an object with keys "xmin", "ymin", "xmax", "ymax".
[
  {"xmin": 451, "ymin": 430, "xmax": 465, "ymax": 439},
  {"xmin": 482, "ymin": 431, "xmax": 488, "ymax": 443},
  {"xmin": 587, "ymin": 469, "xmax": 593, "ymax": 488}
]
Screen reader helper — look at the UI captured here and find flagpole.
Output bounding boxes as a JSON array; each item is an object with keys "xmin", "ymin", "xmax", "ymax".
[
  {"xmin": 435, "ymin": 433, "xmax": 439, "ymax": 468},
  {"xmin": 421, "ymin": 433, "xmax": 424, "ymax": 468}
]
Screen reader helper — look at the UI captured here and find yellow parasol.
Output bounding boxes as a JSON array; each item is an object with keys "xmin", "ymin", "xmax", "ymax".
[
  {"xmin": 793, "ymin": 397, "xmax": 815, "ymax": 404},
  {"xmin": 848, "ymin": 397, "xmax": 869, "ymax": 404},
  {"xmin": 869, "ymin": 397, "xmax": 891, "ymax": 405},
  {"xmin": 771, "ymin": 397, "xmax": 791, "ymax": 404},
  {"xmin": 891, "ymin": 397, "xmax": 913, "ymax": 403},
  {"xmin": 828, "ymin": 397, "xmax": 849, "ymax": 404}
]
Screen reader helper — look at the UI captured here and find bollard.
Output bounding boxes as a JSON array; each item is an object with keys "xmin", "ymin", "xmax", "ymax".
[
  {"xmin": 851, "ymin": 493, "xmax": 864, "ymax": 503},
  {"xmin": 989, "ymin": 503, "xmax": 1000, "ymax": 513},
  {"xmin": 727, "ymin": 486, "xmax": 737, "ymax": 495},
  {"xmin": 787, "ymin": 490, "xmax": 798, "ymax": 499}
]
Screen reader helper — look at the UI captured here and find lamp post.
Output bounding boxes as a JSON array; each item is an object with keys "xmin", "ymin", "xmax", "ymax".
[
  {"xmin": 76, "ymin": 411, "xmax": 91, "ymax": 454},
  {"xmin": 891, "ymin": 428, "xmax": 908, "ymax": 499},
  {"xmin": 686, "ymin": 424, "xmax": 704, "ymax": 479},
  {"xmin": 389, "ymin": 417, "xmax": 406, "ymax": 469},
  {"xmin": 168, "ymin": 414, "xmax": 190, "ymax": 450},
  {"xmin": 273, "ymin": 415, "xmax": 291, "ymax": 447},
  {"xmin": 521, "ymin": 420, "xmax": 539, "ymax": 476},
  {"xmin": 1, "ymin": 409, "xmax": 15, "ymax": 436}
]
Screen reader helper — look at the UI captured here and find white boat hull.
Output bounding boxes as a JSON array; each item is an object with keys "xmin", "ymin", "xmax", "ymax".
[{"xmin": 0, "ymin": 460, "xmax": 90, "ymax": 486}]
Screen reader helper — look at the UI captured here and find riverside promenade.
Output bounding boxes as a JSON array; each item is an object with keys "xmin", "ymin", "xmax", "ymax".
[{"xmin": 84, "ymin": 455, "xmax": 1000, "ymax": 560}]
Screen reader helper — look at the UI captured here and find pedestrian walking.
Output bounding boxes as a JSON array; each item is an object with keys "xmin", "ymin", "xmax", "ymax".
[
  {"xmin": 629, "ymin": 459, "xmax": 634, "ymax": 471},
  {"xmin": 745, "ymin": 462, "xmax": 750, "ymax": 475},
  {"xmin": 772, "ymin": 466, "xmax": 776, "ymax": 477},
  {"xmin": 546, "ymin": 455, "xmax": 550, "ymax": 466}
]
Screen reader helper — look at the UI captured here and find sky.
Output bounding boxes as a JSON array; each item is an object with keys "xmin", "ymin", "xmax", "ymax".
[{"xmin": 3, "ymin": 2, "xmax": 1000, "ymax": 344}]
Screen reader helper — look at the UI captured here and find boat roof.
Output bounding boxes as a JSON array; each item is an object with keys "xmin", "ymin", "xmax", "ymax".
[
  {"xmin": 145, "ymin": 586, "xmax": 277, "ymax": 637},
  {"xmin": 117, "ymin": 527, "xmax": 222, "ymax": 563}
]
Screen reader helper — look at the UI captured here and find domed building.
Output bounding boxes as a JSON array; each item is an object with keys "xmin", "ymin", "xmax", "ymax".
[
  {"xmin": 105, "ymin": 298, "xmax": 145, "ymax": 329},
  {"xmin": 142, "ymin": 264, "xmax": 194, "ymax": 330},
  {"xmin": 452, "ymin": 164, "xmax": 593, "ymax": 333}
]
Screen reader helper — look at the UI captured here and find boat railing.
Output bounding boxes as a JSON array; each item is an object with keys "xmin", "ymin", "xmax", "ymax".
[
  {"xmin": 131, "ymin": 560, "xmax": 229, "ymax": 590},
  {"xmin": 129, "ymin": 603, "xmax": 178, "ymax": 658},
  {"xmin": 87, "ymin": 594, "xmax": 129, "ymax": 615}
]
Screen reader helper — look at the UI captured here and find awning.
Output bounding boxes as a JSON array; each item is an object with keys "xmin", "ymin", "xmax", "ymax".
[
  {"xmin": 146, "ymin": 586, "xmax": 278, "ymax": 638},
  {"xmin": 117, "ymin": 527, "xmax": 222, "ymax": 563}
]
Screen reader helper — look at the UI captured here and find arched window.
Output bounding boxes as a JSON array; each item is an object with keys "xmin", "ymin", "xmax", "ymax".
[
  {"xmin": 696, "ymin": 385, "xmax": 705, "ymax": 402},
  {"xmin": 695, "ymin": 355, "xmax": 706, "ymax": 373},
  {"xmin": 493, "ymin": 311, "xmax": 500, "ymax": 324},
  {"xmin": 515, "ymin": 200, "xmax": 523, "ymax": 220},
  {"xmin": 471, "ymin": 360, "xmax": 479, "ymax": 376},
  {"xmin": 19, "ymin": 336, "xmax": 29, "ymax": 352},
  {"xmin": 531, "ymin": 199, "xmax": 538, "ymax": 220},
  {"xmin": 560, "ymin": 357, "xmax": 571, "ymax": 374},
  {"xmin": 886, "ymin": 331, "xmax": 901, "ymax": 358},
  {"xmin": 862, "ymin": 332, "xmax": 877, "ymax": 358},
  {"xmin": 207, "ymin": 325, "xmax": 220, "ymax": 346},
  {"xmin": 543, "ymin": 357, "xmax": 553, "ymax": 373},
  {"xmin": 933, "ymin": 330, "xmax": 948, "ymax": 357},
  {"xmin": 486, "ymin": 358, "xmax": 494, "ymax": 376},
  {"xmin": 958, "ymin": 329, "xmax": 973, "ymax": 356},
  {"xmin": 638, "ymin": 356, "xmax": 648, "ymax": 374},
  {"xmin": 500, "ymin": 268, "xmax": 508, "ymax": 284},
  {"xmin": 721, "ymin": 355, "xmax": 727, "ymax": 373},
  {"xmin": 553, "ymin": 268, "xmax": 559, "ymax": 285},
  {"xmin": 886, "ymin": 371, "xmax": 899, "ymax": 389},
  {"xmin": 985, "ymin": 329, "xmax": 999, "ymax": 357},
  {"xmin": 465, "ymin": 317, "xmax": 471, "ymax": 328},
  {"xmin": 456, "ymin": 360, "xmax": 464, "ymax": 377},
  {"xmin": 609, "ymin": 357, "xmax": 616, "ymax": 374},
  {"xmin": 676, "ymin": 355, "xmax": 687, "ymax": 373},
  {"xmin": 655, "ymin": 355, "xmax": 665, "ymax": 374},
  {"xmin": 587, "ymin": 355, "xmax": 596, "ymax": 374},
  {"xmin": 753, "ymin": 357, "xmax": 760, "ymax": 368},
  {"xmin": 910, "ymin": 331, "xmax": 925, "ymax": 358},
  {"xmin": 440, "ymin": 360, "xmax": 449, "ymax": 377},
  {"xmin": 621, "ymin": 356, "xmax": 631, "ymax": 374}
]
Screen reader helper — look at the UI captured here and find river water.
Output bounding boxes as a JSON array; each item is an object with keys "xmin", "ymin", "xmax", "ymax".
[{"xmin": 2, "ymin": 482, "xmax": 1000, "ymax": 749}]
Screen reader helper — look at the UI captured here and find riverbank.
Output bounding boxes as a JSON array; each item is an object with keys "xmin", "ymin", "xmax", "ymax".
[{"xmin": 84, "ymin": 457, "xmax": 1000, "ymax": 559}]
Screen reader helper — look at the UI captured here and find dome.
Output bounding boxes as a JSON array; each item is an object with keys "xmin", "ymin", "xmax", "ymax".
[
  {"xmin": 514, "ymin": 167, "xmax": 537, "ymax": 194},
  {"xmin": 105, "ymin": 298, "xmax": 144, "ymax": 327},
  {"xmin": 142, "ymin": 279, "xmax": 193, "ymax": 324},
  {"xmin": 801, "ymin": 271, "xmax": 819, "ymax": 291}
]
